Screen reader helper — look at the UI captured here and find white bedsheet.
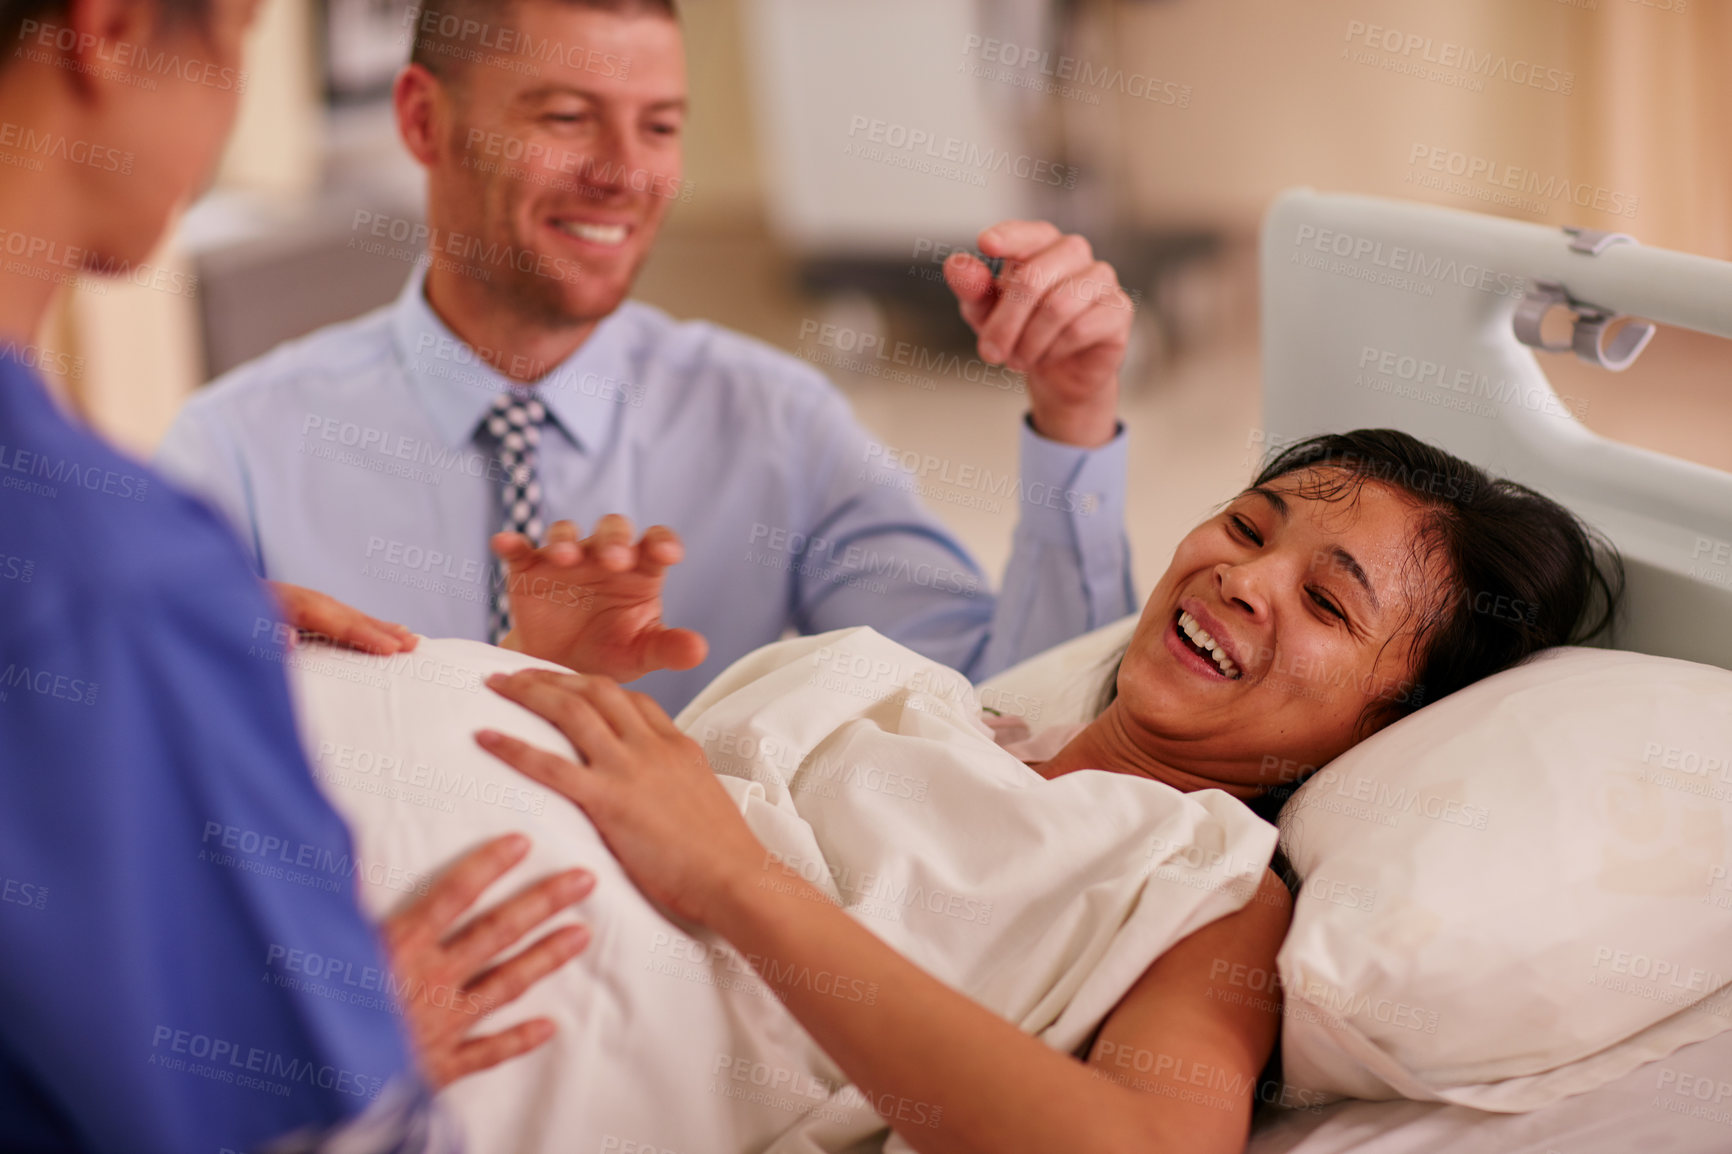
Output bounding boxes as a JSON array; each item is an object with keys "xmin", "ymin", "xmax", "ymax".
[
  {"xmin": 288, "ymin": 628, "xmax": 1277, "ymax": 1153},
  {"xmin": 1249, "ymin": 1020, "xmax": 1732, "ymax": 1154}
]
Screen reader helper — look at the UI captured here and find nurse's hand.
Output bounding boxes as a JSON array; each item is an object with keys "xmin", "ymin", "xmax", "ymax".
[
  {"xmin": 382, "ymin": 833, "xmax": 595, "ymax": 1088},
  {"xmin": 493, "ymin": 516, "xmax": 708, "ymax": 682},
  {"xmin": 477, "ymin": 671, "xmax": 762, "ymax": 927},
  {"xmin": 944, "ymin": 220, "xmax": 1133, "ymax": 449},
  {"xmin": 268, "ymin": 581, "xmax": 418, "ymax": 655}
]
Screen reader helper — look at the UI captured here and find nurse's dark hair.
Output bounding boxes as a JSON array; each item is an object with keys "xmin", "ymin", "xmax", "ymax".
[
  {"xmin": 1101, "ymin": 428, "xmax": 1624, "ymax": 737},
  {"xmin": 0, "ymin": 0, "xmax": 210, "ymax": 54},
  {"xmin": 410, "ymin": 0, "xmax": 679, "ymax": 86}
]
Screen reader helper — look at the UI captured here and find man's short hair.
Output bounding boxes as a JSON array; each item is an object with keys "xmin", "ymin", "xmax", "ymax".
[{"xmin": 409, "ymin": 0, "xmax": 679, "ymax": 85}]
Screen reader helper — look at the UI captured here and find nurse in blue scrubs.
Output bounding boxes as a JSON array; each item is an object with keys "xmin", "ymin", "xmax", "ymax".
[{"xmin": 0, "ymin": 1, "xmax": 593, "ymax": 1150}]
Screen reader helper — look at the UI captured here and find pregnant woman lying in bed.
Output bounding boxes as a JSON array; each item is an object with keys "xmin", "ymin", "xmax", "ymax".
[{"xmin": 295, "ymin": 428, "xmax": 1619, "ymax": 1154}]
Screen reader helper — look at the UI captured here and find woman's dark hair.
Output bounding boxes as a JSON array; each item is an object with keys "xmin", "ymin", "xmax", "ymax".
[{"xmin": 1102, "ymin": 428, "xmax": 1625, "ymax": 738}]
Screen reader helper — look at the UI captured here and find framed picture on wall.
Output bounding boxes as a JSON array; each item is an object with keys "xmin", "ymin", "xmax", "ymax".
[{"xmin": 322, "ymin": 0, "xmax": 415, "ymax": 103}]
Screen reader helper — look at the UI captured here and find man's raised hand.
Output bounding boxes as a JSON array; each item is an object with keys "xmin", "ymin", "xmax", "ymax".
[{"xmin": 493, "ymin": 515, "xmax": 708, "ymax": 682}]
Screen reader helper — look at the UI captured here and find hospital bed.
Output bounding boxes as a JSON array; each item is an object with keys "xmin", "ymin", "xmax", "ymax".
[
  {"xmin": 1244, "ymin": 185, "xmax": 1732, "ymax": 1154},
  {"xmin": 1259, "ymin": 188, "xmax": 1732, "ymax": 673},
  {"xmin": 287, "ymin": 189, "xmax": 1732, "ymax": 1152},
  {"xmin": 983, "ymin": 189, "xmax": 1732, "ymax": 1153}
]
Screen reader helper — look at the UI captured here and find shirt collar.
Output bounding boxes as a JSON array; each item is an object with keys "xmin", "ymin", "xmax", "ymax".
[{"xmin": 389, "ymin": 264, "xmax": 638, "ymax": 452}]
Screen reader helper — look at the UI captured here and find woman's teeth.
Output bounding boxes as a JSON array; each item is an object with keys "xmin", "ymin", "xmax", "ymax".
[
  {"xmin": 557, "ymin": 221, "xmax": 629, "ymax": 246},
  {"xmin": 1178, "ymin": 611, "xmax": 1242, "ymax": 679}
]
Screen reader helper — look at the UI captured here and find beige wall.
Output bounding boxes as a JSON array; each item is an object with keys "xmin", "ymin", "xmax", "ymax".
[
  {"xmin": 52, "ymin": 0, "xmax": 1732, "ymax": 453},
  {"xmin": 1104, "ymin": 0, "xmax": 1732, "ymax": 257},
  {"xmin": 673, "ymin": 0, "xmax": 766, "ymax": 227}
]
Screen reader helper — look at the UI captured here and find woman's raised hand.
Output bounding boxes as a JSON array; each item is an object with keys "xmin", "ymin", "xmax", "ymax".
[{"xmin": 476, "ymin": 670, "xmax": 765, "ymax": 925}]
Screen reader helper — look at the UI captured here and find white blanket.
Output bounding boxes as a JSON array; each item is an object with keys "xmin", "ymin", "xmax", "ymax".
[{"xmin": 287, "ymin": 627, "xmax": 1277, "ymax": 1153}]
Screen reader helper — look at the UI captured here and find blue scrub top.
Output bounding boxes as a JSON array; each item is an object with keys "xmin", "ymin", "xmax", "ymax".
[{"xmin": 0, "ymin": 354, "xmax": 442, "ymax": 1152}]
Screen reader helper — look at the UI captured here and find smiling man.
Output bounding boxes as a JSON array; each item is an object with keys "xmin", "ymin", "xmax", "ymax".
[{"xmin": 156, "ymin": 0, "xmax": 1139, "ymax": 710}]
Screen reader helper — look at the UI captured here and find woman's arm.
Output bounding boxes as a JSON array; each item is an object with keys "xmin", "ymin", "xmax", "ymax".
[
  {"xmin": 479, "ymin": 670, "xmax": 1291, "ymax": 1154},
  {"xmin": 712, "ymin": 859, "xmax": 1290, "ymax": 1154}
]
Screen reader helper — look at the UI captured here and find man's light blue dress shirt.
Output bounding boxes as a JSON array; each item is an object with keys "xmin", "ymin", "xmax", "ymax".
[{"xmin": 157, "ymin": 270, "xmax": 1135, "ymax": 710}]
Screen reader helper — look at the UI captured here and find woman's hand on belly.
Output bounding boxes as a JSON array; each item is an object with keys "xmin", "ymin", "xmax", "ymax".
[{"xmin": 477, "ymin": 668, "xmax": 766, "ymax": 926}]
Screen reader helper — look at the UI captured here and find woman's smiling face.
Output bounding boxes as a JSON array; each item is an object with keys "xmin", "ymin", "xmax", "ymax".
[{"xmin": 1115, "ymin": 469, "xmax": 1448, "ymax": 789}]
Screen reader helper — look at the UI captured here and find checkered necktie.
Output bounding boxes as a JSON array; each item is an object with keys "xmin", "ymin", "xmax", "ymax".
[{"xmin": 483, "ymin": 390, "xmax": 548, "ymax": 643}]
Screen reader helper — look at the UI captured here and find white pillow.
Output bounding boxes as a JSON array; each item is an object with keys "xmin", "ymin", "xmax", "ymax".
[
  {"xmin": 973, "ymin": 615, "xmax": 1137, "ymax": 727},
  {"xmin": 1277, "ymin": 646, "xmax": 1732, "ymax": 1112}
]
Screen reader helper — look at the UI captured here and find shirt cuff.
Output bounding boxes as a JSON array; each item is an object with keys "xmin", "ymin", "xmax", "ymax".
[{"xmin": 1015, "ymin": 415, "xmax": 1128, "ymax": 565}]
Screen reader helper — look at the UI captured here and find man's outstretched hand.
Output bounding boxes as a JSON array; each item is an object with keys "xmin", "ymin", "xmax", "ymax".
[
  {"xmin": 493, "ymin": 515, "xmax": 708, "ymax": 682},
  {"xmin": 943, "ymin": 220, "xmax": 1133, "ymax": 449}
]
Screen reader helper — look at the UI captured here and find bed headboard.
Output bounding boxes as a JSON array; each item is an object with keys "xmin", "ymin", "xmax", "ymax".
[{"xmin": 1260, "ymin": 189, "xmax": 1732, "ymax": 671}]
